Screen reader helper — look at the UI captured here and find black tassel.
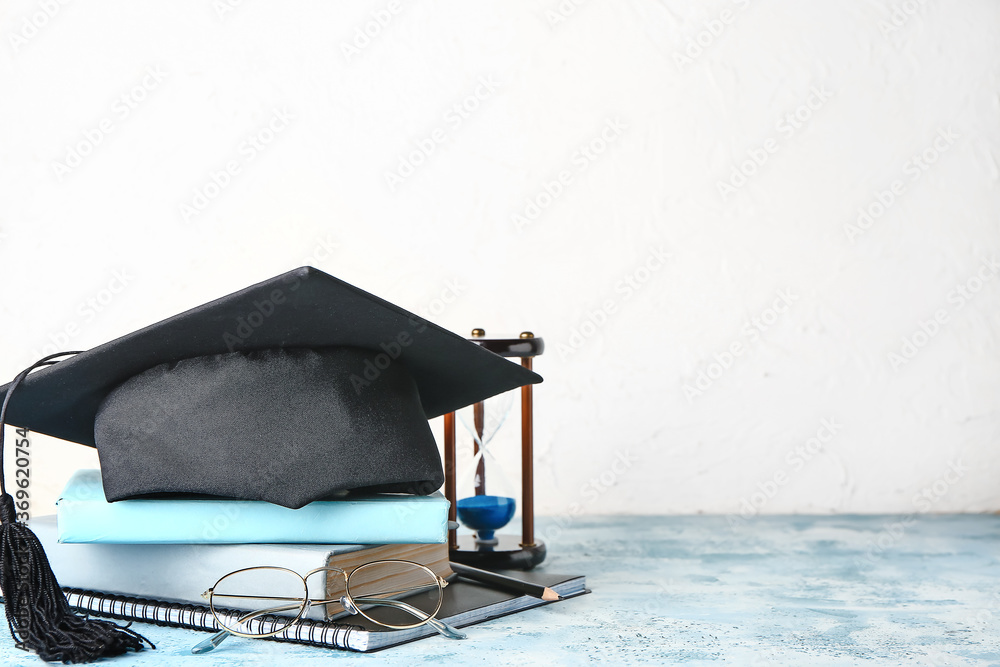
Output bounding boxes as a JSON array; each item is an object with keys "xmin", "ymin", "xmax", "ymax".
[
  {"xmin": 1, "ymin": 495, "xmax": 153, "ymax": 663},
  {"xmin": 0, "ymin": 353, "xmax": 153, "ymax": 662}
]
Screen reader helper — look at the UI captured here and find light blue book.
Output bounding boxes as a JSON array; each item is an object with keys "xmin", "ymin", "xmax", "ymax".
[{"xmin": 56, "ymin": 469, "xmax": 449, "ymax": 544}]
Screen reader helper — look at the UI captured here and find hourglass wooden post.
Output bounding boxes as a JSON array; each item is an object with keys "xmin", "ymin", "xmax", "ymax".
[
  {"xmin": 471, "ymin": 329, "xmax": 488, "ymax": 497},
  {"xmin": 520, "ymin": 351, "xmax": 535, "ymax": 549},
  {"xmin": 443, "ymin": 411, "xmax": 458, "ymax": 551},
  {"xmin": 443, "ymin": 330, "xmax": 546, "ymax": 570}
]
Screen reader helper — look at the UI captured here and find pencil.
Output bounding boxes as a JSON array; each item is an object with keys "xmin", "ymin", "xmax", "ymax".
[{"xmin": 450, "ymin": 562, "xmax": 562, "ymax": 601}]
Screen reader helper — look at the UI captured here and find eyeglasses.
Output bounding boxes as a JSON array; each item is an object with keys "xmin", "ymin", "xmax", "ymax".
[{"xmin": 191, "ymin": 560, "xmax": 466, "ymax": 654}]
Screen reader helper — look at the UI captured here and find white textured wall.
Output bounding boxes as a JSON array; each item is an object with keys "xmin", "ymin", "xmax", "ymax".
[{"xmin": 1, "ymin": 1, "xmax": 999, "ymax": 521}]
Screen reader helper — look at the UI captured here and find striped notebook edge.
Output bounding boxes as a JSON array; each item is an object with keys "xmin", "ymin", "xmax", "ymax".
[{"xmin": 62, "ymin": 588, "xmax": 366, "ymax": 651}]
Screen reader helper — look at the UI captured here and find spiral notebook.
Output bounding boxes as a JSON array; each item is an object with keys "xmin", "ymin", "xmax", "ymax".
[{"xmin": 59, "ymin": 572, "xmax": 588, "ymax": 652}]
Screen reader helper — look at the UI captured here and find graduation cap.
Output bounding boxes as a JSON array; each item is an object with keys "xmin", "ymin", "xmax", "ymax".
[{"xmin": 0, "ymin": 266, "xmax": 541, "ymax": 662}]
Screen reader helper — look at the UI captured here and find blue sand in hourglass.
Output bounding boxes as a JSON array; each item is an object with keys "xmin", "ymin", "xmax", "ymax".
[{"xmin": 456, "ymin": 495, "xmax": 517, "ymax": 541}]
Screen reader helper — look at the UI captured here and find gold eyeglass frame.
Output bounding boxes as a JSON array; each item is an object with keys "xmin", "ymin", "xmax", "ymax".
[{"xmin": 203, "ymin": 559, "xmax": 449, "ymax": 638}]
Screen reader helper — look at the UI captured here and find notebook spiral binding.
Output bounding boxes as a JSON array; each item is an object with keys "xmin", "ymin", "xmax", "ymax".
[{"xmin": 62, "ymin": 588, "xmax": 366, "ymax": 650}]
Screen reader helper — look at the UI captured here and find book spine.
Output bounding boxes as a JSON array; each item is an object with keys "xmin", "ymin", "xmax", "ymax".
[{"xmin": 63, "ymin": 588, "xmax": 363, "ymax": 650}]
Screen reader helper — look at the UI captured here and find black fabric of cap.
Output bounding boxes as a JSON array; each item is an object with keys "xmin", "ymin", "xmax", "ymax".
[{"xmin": 0, "ymin": 267, "xmax": 541, "ymax": 507}]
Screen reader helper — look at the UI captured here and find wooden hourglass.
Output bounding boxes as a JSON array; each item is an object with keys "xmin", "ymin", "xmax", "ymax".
[{"xmin": 443, "ymin": 330, "xmax": 545, "ymax": 570}]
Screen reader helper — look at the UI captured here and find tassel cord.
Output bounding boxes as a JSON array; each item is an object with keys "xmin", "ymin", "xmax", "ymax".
[
  {"xmin": 0, "ymin": 353, "xmax": 80, "ymax": 497},
  {"xmin": 0, "ymin": 352, "xmax": 155, "ymax": 663}
]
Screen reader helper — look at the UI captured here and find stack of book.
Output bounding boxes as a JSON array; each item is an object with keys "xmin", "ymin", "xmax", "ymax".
[{"xmin": 37, "ymin": 469, "xmax": 586, "ymax": 652}]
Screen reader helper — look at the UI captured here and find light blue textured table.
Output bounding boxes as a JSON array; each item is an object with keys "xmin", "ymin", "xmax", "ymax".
[{"xmin": 3, "ymin": 515, "xmax": 1000, "ymax": 666}]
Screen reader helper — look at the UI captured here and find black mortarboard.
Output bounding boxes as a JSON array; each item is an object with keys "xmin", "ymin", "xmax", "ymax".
[
  {"xmin": 1, "ymin": 267, "xmax": 541, "ymax": 508},
  {"xmin": 0, "ymin": 266, "xmax": 541, "ymax": 662}
]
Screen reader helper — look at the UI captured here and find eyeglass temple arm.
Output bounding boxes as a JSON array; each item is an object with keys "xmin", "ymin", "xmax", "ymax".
[
  {"xmin": 191, "ymin": 631, "xmax": 230, "ymax": 655},
  {"xmin": 348, "ymin": 596, "xmax": 466, "ymax": 640},
  {"xmin": 191, "ymin": 602, "xmax": 303, "ymax": 655}
]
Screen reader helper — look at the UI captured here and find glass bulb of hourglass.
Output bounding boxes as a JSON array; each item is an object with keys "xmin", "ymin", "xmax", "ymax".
[
  {"xmin": 455, "ymin": 392, "xmax": 517, "ymax": 544},
  {"xmin": 457, "ymin": 495, "xmax": 516, "ymax": 542}
]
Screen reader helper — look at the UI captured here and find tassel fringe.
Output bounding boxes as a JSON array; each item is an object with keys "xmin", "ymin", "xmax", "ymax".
[{"xmin": 1, "ymin": 494, "xmax": 153, "ymax": 663}]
